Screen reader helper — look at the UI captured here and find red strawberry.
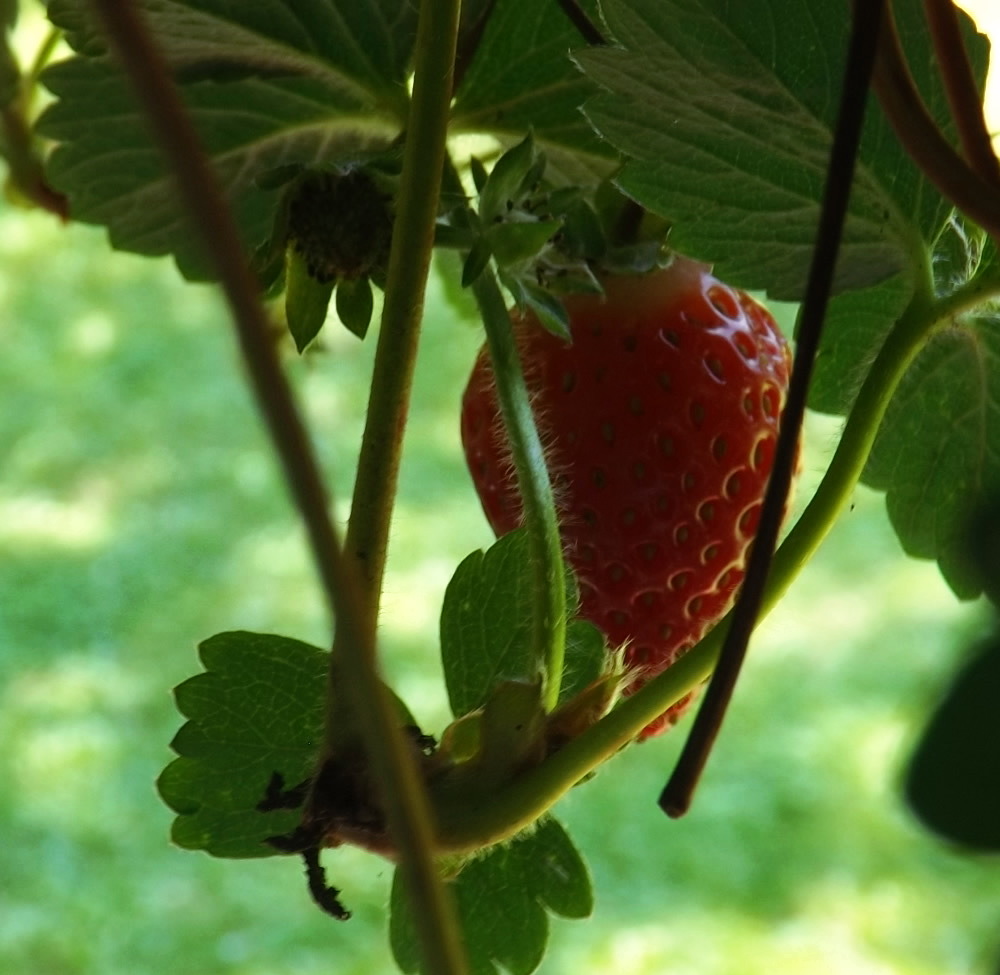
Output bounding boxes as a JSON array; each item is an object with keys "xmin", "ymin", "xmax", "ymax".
[{"xmin": 460, "ymin": 257, "xmax": 794, "ymax": 738}]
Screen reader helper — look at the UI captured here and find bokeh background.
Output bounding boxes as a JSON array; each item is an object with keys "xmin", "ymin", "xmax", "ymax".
[{"xmin": 2, "ymin": 3, "xmax": 1000, "ymax": 973}]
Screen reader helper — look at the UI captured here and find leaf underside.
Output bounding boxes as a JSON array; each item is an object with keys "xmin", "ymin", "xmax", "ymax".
[
  {"xmin": 389, "ymin": 816, "xmax": 593, "ymax": 975},
  {"xmin": 157, "ymin": 631, "xmax": 325, "ymax": 858},
  {"xmin": 39, "ymin": 0, "xmax": 416, "ymax": 278},
  {"xmin": 576, "ymin": 0, "xmax": 988, "ymax": 302},
  {"xmin": 441, "ymin": 529, "xmax": 606, "ymax": 718}
]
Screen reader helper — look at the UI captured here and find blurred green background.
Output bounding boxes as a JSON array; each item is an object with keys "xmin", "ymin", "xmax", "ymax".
[
  {"xmin": 4, "ymin": 0, "xmax": 1000, "ymax": 968},
  {"xmin": 1, "ymin": 202, "xmax": 998, "ymax": 975}
]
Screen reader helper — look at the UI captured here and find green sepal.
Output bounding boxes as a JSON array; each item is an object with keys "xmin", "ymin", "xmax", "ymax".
[
  {"xmin": 335, "ymin": 276, "xmax": 374, "ymax": 340},
  {"xmin": 485, "ymin": 219, "xmax": 562, "ymax": 268},
  {"xmin": 469, "ymin": 155, "xmax": 489, "ymax": 193},
  {"xmin": 479, "ymin": 133, "xmax": 542, "ymax": 225},
  {"xmin": 285, "ymin": 248, "xmax": 334, "ymax": 352},
  {"xmin": 499, "ymin": 269, "xmax": 570, "ymax": 340},
  {"xmin": 461, "ymin": 236, "xmax": 493, "ymax": 288},
  {"xmin": 474, "ymin": 679, "xmax": 547, "ymax": 789},
  {"xmin": 389, "ymin": 816, "xmax": 593, "ymax": 975}
]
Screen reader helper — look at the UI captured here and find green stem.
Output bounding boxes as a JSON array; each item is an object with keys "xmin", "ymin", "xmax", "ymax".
[
  {"xmin": 432, "ymin": 268, "xmax": 987, "ymax": 851},
  {"xmin": 328, "ymin": 0, "xmax": 467, "ymax": 972},
  {"xmin": 343, "ymin": 24, "xmax": 459, "ymax": 646},
  {"xmin": 470, "ymin": 268, "xmax": 567, "ymax": 711}
]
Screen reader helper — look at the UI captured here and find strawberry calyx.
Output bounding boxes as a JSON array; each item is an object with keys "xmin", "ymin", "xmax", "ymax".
[{"xmin": 439, "ymin": 133, "xmax": 671, "ymax": 338}]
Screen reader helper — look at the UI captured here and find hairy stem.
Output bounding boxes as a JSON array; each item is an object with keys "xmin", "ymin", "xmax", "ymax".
[
  {"xmin": 343, "ymin": 11, "xmax": 460, "ymax": 648},
  {"xmin": 329, "ymin": 0, "xmax": 467, "ymax": 972},
  {"xmin": 470, "ymin": 269, "xmax": 567, "ymax": 711},
  {"xmin": 432, "ymin": 266, "xmax": 987, "ymax": 851}
]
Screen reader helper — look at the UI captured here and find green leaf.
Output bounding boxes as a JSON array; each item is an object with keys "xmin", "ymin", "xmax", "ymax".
[
  {"xmin": 576, "ymin": 0, "xmax": 988, "ymax": 300},
  {"xmin": 560, "ymin": 619, "xmax": 607, "ymax": 703},
  {"xmin": 285, "ymin": 248, "xmax": 334, "ymax": 352},
  {"xmin": 905, "ymin": 632, "xmax": 1000, "ymax": 852},
  {"xmin": 156, "ymin": 631, "xmax": 327, "ymax": 858},
  {"xmin": 451, "ymin": 0, "xmax": 615, "ymax": 184},
  {"xmin": 38, "ymin": 0, "xmax": 415, "ymax": 278},
  {"xmin": 808, "ymin": 273, "xmax": 914, "ymax": 417},
  {"xmin": 441, "ymin": 530, "xmax": 537, "ymax": 717},
  {"xmin": 389, "ymin": 816, "xmax": 592, "ymax": 975},
  {"xmin": 335, "ymin": 276, "xmax": 374, "ymax": 339},
  {"xmin": 441, "ymin": 529, "xmax": 604, "ymax": 722},
  {"xmin": 863, "ymin": 314, "xmax": 1000, "ymax": 600},
  {"xmin": 47, "ymin": 0, "xmax": 417, "ymax": 99},
  {"xmin": 159, "ymin": 758, "xmax": 305, "ymax": 858}
]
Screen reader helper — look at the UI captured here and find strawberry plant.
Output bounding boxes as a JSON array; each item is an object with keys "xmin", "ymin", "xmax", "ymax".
[{"xmin": 5, "ymin": 0, "xmax": 1000, "ymax": 972}]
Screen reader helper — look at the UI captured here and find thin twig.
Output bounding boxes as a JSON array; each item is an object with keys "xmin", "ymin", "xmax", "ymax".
[
  {"xmin": 452, "ymin": 0, "xmax": 499, "ymax": 95},
  {"xmin": 554, "ymin": 0, "xmax": 607, "ymax": 46},
  {"xmin": 659, "ymin": 0, "xmax": 887, "ymax": 818},
  {"xmin": 923, "ymin": 0, "xmax": 1000, "ymax": 186},
  {"xmin": 87, "ymin": 4, "xmax": 467, "ymax": 972},
  {"xmin": 86, "ymin": 0, "xmax": 345, "ymax": 621},
  {"xmin": 872, "ymin": 2, "xmax": 1000, "ymax": 240}
]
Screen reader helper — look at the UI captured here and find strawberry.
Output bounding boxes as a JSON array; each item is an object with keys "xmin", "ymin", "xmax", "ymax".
[{"xmin": 460, "ymin": 257, "xmax": 793, "ymax": 738}]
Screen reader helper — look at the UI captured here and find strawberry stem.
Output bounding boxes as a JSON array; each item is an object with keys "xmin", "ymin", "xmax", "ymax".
[{"xmin": 470, "ymin": 269, "xmax": 568, "ymax": 712}]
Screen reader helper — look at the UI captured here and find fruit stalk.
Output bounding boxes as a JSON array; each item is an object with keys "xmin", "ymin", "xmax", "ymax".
[{"xmin": 470, "ymin": 268, "xmax": 568, "ymax": 711}]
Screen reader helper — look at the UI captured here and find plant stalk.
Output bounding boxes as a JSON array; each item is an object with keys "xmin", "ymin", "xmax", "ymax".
[
  {"xmin": 344, "ymin": 16, "xmax": 461, "ymax": 646},
  {"xmin": 872, "ymin": 0, "xmax": 1000, "ymax": 241},
  {"xmin": 330, "ymin": 0, "xmax": 468, "ymax": 971},
  {"xmin": 923, "ymin": 0, "xmax": 1000, "ymax": 186},
  {"xmin": 470, "ymin": 268, "xmax": 567, "ymax": 711},
  {"xmin": 660, "ymin": 0, "xmax": 885, "ymax": 818},
  {"xmin": 89, "ymin": 1, "xmax": 466, "ymax": 970}
]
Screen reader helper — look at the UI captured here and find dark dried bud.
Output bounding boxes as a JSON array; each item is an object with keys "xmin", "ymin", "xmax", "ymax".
[{"xmin": 287, "ymin": 169, "xmax": 393, "ymax": 283}]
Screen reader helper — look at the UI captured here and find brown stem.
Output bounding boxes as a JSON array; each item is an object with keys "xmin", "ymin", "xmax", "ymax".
[
  {"xmin": 86, "ymin": 0, "xmax": 350, "ymax": 621},
  {"xmin": 923, "ymin": 0, "xmax": 1000, "ymax": 186},
  {"xmin": 1, "ymin": 102, "xmax": 69, "ymax": 219},
  {"xmin": 660, "ymin": 0, "xmax": 886, "ymax": 818},
  {"xmin": 872, "ymin": 2, "xmax": 1000, "ymax": 240},
  {"xmin": 452, "ymin": 0, "xmax": 498, "ymax": 95}
]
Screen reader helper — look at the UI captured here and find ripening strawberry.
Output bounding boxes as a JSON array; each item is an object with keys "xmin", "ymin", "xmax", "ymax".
[{"xmin": 460, "ymin": 257, "xmax": 794, "ymax": 738}]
